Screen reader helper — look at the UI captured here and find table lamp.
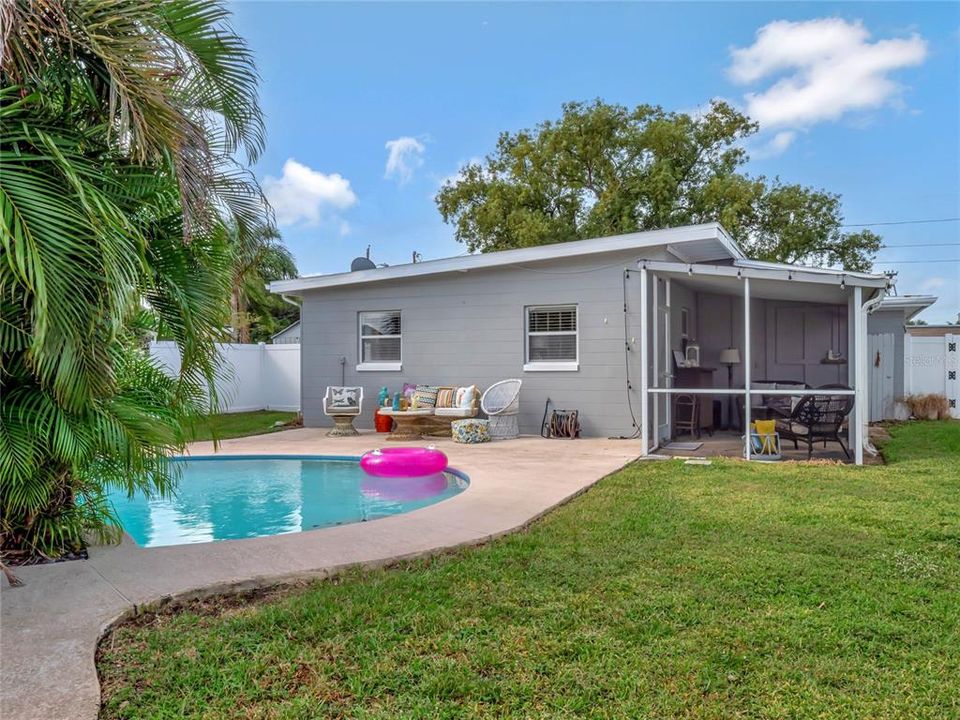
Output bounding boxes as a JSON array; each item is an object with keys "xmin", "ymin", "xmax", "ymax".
[{"xmin": 719, "ymin": 347, "xmax": 741, "ymax": 428}]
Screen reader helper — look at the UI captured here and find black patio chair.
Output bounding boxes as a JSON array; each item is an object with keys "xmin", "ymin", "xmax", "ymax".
[{"xmin": 775, "ymin": 384, "xmax": 855, "ymax": 459}]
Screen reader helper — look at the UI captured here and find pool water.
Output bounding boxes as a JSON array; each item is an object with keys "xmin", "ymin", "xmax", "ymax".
[{"xmin": 109, "ymin": 456, "xmax": 468, "ymax": 548}]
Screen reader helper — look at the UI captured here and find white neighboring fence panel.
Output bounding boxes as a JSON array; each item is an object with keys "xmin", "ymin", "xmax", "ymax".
[
  {"xmin": 149, "ymin": 341, "xmax": 300, "ymax": 413},
  {"xmin": 261, "ymin": 344, "xmax": 301, "ymax": 411},
  {"xmin": 905, "ymin": 333, "xmax": 959, "ymax": 419}
]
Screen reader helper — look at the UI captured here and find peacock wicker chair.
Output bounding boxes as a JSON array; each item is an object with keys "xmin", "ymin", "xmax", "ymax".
[{"xmin": 480, "ymin": 379, "xmax": 522, "ymax": 439}]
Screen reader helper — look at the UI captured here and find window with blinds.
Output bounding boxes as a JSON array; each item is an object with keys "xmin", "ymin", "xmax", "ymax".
[
  {"xmin": 359, "ymin": 310, "xmax": 401, "ymax": 364},
  {"xmin": 525, "ymin": 305, "xmax": 578, "ymax": 366}
]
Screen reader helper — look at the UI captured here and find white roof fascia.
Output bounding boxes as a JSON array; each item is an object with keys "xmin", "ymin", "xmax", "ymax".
[
  {"xmin": 877, "ymin": 295, "xmax": 938, "ymax": 310},
  {"xmin": 733, "ymin": 258, "xmax": 887, "ymax": 283},
  {"xmin": 270, "ymin": 223, "xmax": 739, "ymax": 294},
  {"xmin": 715, "ymin": 224, "xmax": 747, "ymax": 260},
  {"xmin": 876, "ymin": 295, "xmax": 938, "ymax": 321},
  {"xmin": 638, "ymin": 259, "xmax": 890, "ymax": 288}
]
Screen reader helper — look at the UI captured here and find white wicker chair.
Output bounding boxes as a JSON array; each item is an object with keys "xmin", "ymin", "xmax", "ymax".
[
  {"xmin": 323, "ymin": 386, "xmax": 363, "ymax": 437},
  {"xmin": 480, "ymin": 379, "xmax": 522, "ymax": 439}
]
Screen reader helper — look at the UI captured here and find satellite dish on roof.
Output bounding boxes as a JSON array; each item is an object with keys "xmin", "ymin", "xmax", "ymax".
[
  {"xmin": 351, "ymin": 245, "xmax": 377, "ymax": 272},
  {"xmin": 350, "ymin": 256, "xmax": 376, "ymax": 271}
]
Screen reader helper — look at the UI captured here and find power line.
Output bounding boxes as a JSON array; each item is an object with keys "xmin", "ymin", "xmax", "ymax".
[
  {"xmin": 878, "ymin": 242, "xmax": 960, "ymax": 249},
  {"xmin": 873, "ymin": 259, "xmax": 960, "ymax": 264},
  {"xmin": 842, "ymin": 217, "xmax": 960, "ymax": 228}
]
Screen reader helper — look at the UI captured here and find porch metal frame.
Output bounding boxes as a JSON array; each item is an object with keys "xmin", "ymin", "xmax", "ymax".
[{"xmin": 636, "ymin": 260, "xmax": 886, "ymax": 465}]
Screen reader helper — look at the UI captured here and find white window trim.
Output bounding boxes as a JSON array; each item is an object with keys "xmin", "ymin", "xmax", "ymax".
[
  {"xmin": 358, "ymin": 310, "xmax": 402, "ymax": 371},
  {"xmin": 356, "ymin": 362, "xmax": 402, "ymax": 372},
  {"xmin": 523, "ymin": 361, "xmax": 579, "ymax": 372},
  {"xmin": 524, "ymin": 304, "xmax": 579, "ymax": 372}
]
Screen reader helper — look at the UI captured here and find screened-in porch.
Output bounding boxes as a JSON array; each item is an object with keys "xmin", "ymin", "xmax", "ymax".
[{"xmin": 634, "ymin": 259, "xmax": 889, "ymax": 465}]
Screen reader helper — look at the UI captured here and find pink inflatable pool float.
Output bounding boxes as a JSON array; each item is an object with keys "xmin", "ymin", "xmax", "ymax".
[{"xmin": 360, "ymin": 447, "xmax": 448, "ymax": 478}]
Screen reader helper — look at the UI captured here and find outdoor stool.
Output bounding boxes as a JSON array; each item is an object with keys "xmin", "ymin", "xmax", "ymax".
[{"xmin": 452, "ymin": 418, "xmax": 491, "ymax": 443}]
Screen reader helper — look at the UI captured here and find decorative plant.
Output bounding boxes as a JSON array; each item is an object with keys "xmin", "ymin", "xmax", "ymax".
[
  {"xmin": 1, "ymin": 0, "xmax": 270, "ymax": 562},
  {"xmin": 901, "ymin": 394, "xmax": 951, "ymax": 421}
]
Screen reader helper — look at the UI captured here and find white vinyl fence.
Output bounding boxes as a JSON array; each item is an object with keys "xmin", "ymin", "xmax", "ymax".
[
  {"xmin": 905, "ymin": 333, "xmax": 959, "ymax": 419},
  {"xmin": 150, "ymin": 341, "xmax": 300, "ymax": 413}
]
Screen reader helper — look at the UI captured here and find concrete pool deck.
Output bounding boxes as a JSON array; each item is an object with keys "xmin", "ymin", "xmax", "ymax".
[{"xmin": 0, "ymin": 429, "xmax": 640, "ymax": 720}]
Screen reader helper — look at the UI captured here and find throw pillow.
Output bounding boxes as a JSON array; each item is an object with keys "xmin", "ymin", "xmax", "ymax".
[
  {"xmin": 402, "ymin": 382, "xmax": 417, "ymax": 399},
  {"xmin": 457, "ymin": 385, "xmax": 477, "ymax": 409},
  {"xmin": 436, "ymin": 387, "xmax": 456, "ymax": 408},
  {"xmin": 413, "ymin": 385, "xmax": 440, "ymax": 408},
  {"xmin": 330, "ymin": 387, "xmax": 358, "ymax": 407}
]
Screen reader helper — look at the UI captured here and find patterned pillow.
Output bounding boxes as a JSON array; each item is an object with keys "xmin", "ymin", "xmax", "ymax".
[
  {"xmin": 330, "ymin": 387, "xmax": 360, "ymax": 407},
  {"xmin": 435, "ymin": 387, "xmax": 456, "ymax": 408},
  {"xmin": 402, "ymin": 383, "xmax": 417, "ymax": 399},
  {"xmin": 412, "ymin": 385, "xmax": 439, "ymax": 408}
]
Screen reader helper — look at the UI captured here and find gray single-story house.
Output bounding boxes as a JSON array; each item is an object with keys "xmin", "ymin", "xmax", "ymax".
[{"xmin": 271, "ymin": 223, "xmax": 894, "ymax": 464}]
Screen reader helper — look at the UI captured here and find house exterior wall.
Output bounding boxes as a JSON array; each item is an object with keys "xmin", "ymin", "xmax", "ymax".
[
  {"xmin": 299, "ymin": 249, "xmax": 670, "ymax": 437},
  {"xmin": 762, "ymin": 301, "xmax": 849, "ymax": 387},
  {"xmin": 868, "ymin": 310, "xmax": 906, "ymax": 399}
]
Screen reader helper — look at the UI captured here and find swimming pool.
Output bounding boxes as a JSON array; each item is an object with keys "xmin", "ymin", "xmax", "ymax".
[{"xmin": 109, "ymin": 455, "xmax": 468, "ymax": 548}]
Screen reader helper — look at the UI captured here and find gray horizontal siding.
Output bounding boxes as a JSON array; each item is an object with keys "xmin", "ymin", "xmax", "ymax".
[{"xmin": 299, "ymin": 249, "xmax": 665, "ymax": 437}]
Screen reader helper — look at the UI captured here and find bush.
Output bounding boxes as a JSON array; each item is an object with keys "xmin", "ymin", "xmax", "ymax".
[{"xmin": 900, "ymin": 394, "xmax": 951, "ymax": 421}]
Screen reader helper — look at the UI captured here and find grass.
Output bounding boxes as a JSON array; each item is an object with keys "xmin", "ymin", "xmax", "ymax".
[
  {"xmin": 98, "ymin": 421, "xmax": 960, "ymax": 719},
  {"xmin": 185, "ymin": 411, "xmax": 299, "ymax": 442}
]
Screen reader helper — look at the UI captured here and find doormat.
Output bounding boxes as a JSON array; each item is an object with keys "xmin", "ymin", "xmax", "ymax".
[{"xmin": 665, "ymin": 442, "xmax": 703, "ymax": 451}]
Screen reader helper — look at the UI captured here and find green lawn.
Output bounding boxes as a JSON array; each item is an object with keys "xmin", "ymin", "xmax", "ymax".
[
  {"xmin": 185, "ymin": 411, "xmax": 299, "ymax": 442},
  {"xmin": 99, "ymin": 422, "xmax": 960, "ymax": 719}
]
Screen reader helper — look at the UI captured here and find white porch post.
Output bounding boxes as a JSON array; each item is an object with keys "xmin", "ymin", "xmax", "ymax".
[
  {"xmin": 848, "ymin": 292, "xmax": 856, "ymax": 448},
  {"xmin": 640, "ymin": 267, "xmax": 649, "ymax": 456},
  {"xmin": 665, "ymin": 278, "xmax": 672, "ymax": 432},
  {"xmin": 652, "ymin": 274, "xmax": 659, "ymax": 449},
  {"xmin": 853, "ymin": 286, "xmax": 864, "ymax": 465},
  {"xmin": 743, "ymin": 277, "xmax": 751, "ymax": 460}
]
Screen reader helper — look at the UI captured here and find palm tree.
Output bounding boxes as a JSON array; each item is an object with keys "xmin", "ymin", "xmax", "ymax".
[
  {"xmin": 0, "ymin": 0, "xmax": 271, "ymax": 560},
  {"xmin": 227, "ymin": 225, "xmax": 297, "ymax": 343}
]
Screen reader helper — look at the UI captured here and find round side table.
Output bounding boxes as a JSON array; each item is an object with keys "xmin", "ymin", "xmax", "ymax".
[{"xmin": 378, "ymin": 409, "xmax": 433, "ymax": 441}]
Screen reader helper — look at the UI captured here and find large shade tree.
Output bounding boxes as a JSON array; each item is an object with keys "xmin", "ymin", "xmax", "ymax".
[
  {"xmin": 436, "ymin": 100, "xmax": 881, "ymax": 271},
  {"xmin": 0, "ymin": 0, "xmax": 271, "ymax": 561}
]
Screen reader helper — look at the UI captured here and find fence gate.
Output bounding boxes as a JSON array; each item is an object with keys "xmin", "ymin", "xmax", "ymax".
[
  {"xmin": 905, "ymin": 333, "xmax": 960, "ymax": 420},
  {"xmin": 868, "ymin": 333, "xmax": 895, "ymax": 422}
]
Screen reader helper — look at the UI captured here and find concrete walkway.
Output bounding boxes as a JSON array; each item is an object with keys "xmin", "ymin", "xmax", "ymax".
[{"xmin": 0, "ymin": 430, "xmax": 639, "ymax": 720}]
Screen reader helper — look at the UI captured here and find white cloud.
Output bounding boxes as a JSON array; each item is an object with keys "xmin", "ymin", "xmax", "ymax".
[
  {"xmin": 384, "ymin": 136, "xmax": 426, "ymax": 184},
  {"xmin": 729, "ymin": 18, "xmax": 927, "ymax": 129},
  {"xmin": 750, "ymin": 130, "xmax": 798, "ymax": 159},
  {"xmin": 263, "ymin": 159, "xmax": 357, "ymax": 227}
]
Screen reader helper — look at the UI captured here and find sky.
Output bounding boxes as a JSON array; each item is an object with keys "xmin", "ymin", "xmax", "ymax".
[{"xmin": 231, "ymin": 1, "xmax": 960, "ymax": 323}]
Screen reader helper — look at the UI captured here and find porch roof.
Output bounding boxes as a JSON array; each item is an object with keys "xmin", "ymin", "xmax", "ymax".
[{"xmin": 637, "ymin": 258, "xmax": 890, "ymax": 304}]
